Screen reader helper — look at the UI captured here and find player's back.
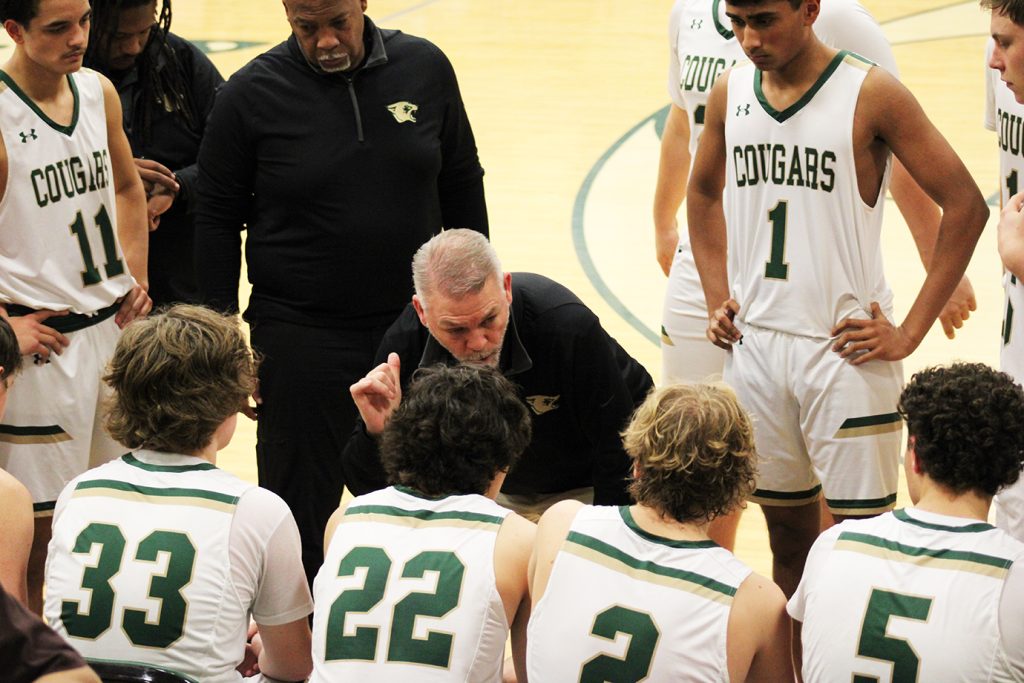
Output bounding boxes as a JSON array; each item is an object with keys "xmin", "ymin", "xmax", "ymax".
[
  {"xmin": 724, "ymin": 51, "xmax": 893, "ymax": 338},
  {"xmin": 527, "ymin": 505, "xmax": 751, "ymax": 681},
  {"xmin": 311, "ymin": 486, "xmax": 512, "ymax": 682},
  {"xmin": 44, "ymin": 451, "xmax": 258, "ymax": 683},
  {"xmin": 793, "ymin": 509, "xmax": 1024, "ymax": 682}
]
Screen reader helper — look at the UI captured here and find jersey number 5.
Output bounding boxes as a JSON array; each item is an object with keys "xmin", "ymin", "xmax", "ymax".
[
  {"xmin": 70, "ymin": 204, "xmax": 124, "ymax": 287},
  {"xmin": 852, "ymin": 588, "xmax": 932, "ymax": 682},
  {"xmin": 325, "ymin": 546, "xmax": 465, "ymax": 668},
  {"xmin": 61, "ymin": 523, "xmax": 196, "ymax": 648}
]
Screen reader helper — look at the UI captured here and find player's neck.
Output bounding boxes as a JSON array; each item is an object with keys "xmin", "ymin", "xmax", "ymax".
[
  {"xmin": 912, "ymin": 483, "xmax": 991, "ymax": 523},
  {"xmin": 761, "ymin": 37, "xmax": 836, "ymax": 94},
  {"xmin": 3, "ymin": 51, "xmax": 72, "ymax": 104},
  {"xmin": 629, "ymin": 504, "xmax": 710, "ymax": 542}
]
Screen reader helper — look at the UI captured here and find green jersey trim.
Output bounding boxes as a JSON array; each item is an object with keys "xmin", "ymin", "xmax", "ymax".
[
  {"xmin": 122, "ymin": 453, "xmax": 217, "ymax": 473},
  {"xmin": 893, "ymin": 509, "xmax": 996, "ymax": 534},
  {"xmin": 73, "ymin": 479, "xmax": 239, "ymax": 506},
  {"xmin": 712, "ymin": 0, "xmax": 734, "ymax": 40},
  {"xmin": 619, "ymin": 506, "xmax": 718, "ymax": 549},
  {"xmin": 754, "ymin": 50, "xmax": 852, "ymax": 123},
  {"xmin": 393, "ymin": 484, "xmax": 455, "ymax": 501},
  {"xmin": 565, "ymin": 530, "xmax": 738, "ymax": 599},
  {"xmin": 836, "ymin": 530, "xmax": 1013, "ymax": 572},
  {"xmin": 344, "ymin": 504, "xmax": 505, "ymax": 526},
  {"xmin": 0, "ymin": 69, "xmax": 80, "ymax": 135}
]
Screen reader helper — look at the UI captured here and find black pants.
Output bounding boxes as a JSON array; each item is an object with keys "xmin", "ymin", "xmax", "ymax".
[{"xmin": 250, "ymin": 319, "xmax": 388, "ymax": 585}]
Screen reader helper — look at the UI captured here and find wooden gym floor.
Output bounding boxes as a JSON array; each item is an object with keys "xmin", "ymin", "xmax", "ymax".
[{"xmin": 0, "ymin": 0, "xmax": 1002, "ymax": 576}]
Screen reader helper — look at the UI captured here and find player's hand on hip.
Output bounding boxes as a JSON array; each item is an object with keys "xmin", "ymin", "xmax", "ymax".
[
  {"xmin": 707, "ymin": 299, "xmax": 741, "ymax": 350},
  {"xmin": 831, "ymin": 301, "xmax": 914, "ymax": 365},
  {"xmin": 937, "ymin": 275, "xmax": 976, "ymax": 339},
  {"xmin": 8, "ymin": 310, "xmax": 70, "ymax": 359},
  {"xmin": 350, "ymin": 352, "xmax": 402, "ymax": 436},
  {"xmin": 115, "ymin": 284, "xmax": 152, "ymax": 328}
]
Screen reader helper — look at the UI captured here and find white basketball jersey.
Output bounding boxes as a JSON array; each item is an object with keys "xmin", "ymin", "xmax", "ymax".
[
  {"xmin": 724, "ymin": 52, "xmax": 893, "ymax": 338},
  {"xmin": 0, "ymin": 68, "xmax": 132, "ymax": 313},
  {"xmin": 791, "ymin": 510, "xmax": 1024, "ymax": 682},
  {"xmin": 44, "ymin": 453, "xmax": 255, "ymax": 683},
  {"xmin": 986, "ymin": 42, "xmax": 1024, "ymax": 383},
  {"xmin": 527, "ymin": 505, "xmax": 751, "ymax": 682},
  {"xmin": 311, "ymin": 486, "xmax": 512, "ymax": 682}
]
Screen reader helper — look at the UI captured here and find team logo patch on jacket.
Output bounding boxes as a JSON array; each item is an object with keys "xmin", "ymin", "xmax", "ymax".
[
  {"xmin": 387, "ymin": 101, "xmax": 419, "ymax": 123},
  {"xmin": 525, "ymin": 394, "xmax": 560, "ymax": 415}
]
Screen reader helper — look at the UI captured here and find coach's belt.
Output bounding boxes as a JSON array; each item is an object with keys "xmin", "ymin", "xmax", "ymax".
[{"xmin": 6, "ymin": 300, "xmax": 119, "ymax": 334}]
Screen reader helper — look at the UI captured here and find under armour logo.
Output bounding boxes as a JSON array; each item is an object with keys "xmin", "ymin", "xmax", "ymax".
[
  {"xmin": 690, "ymin": 19, "xmax": 703, "ymax": 29},
  {"xmin": 736, "ymin": 104, "xmax": 751, "ymax": 116},
  {"xmin": 386, "ymin": 101, "xmax": 418, "ymax": 123},
  {"xmin": 19, "ymin": 129, "xmax": 37, "ymax": 143}
]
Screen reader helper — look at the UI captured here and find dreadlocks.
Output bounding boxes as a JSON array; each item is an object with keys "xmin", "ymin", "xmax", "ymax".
[{"xmin": 85, "ymin": 0, "xmax": 199, "ymax": 143}]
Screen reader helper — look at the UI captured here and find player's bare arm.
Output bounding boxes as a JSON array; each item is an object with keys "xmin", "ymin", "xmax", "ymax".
[
  {"xmin": 1000, "ymin": 191, "xmax": 1024, "ymax": 279},
  {"xmin": 831, "ymin": 67, "xmax": 987, "ymax": 364},
  {"xmin": 349, "ymin": 352, "xmax": 402, "ymax": 436},
  {"xmin": 0, "ymin": 470, "xmax": 33, "ymax": 605},
  {"xmin": 686, "ymin": 74, "xmax": 741, "ymax": 348},
  {"xmin": 890, "ymin": 161, "xmax": 977, "ymax": 338},
  {"xmin": 727, "ymin": 572, "xmax": 793, "ymax": 682},
  {"xmin": 527, "ymin": 499, "xmax": 583, "ymax": 606},
  {"xmin": 654, "ymin": 104, "xmax": 692, "ymax": 275},
  {"xmin": 101, "ymin": 75, "xmax": 151, "ymax": 327},
  {"xmin": 495, "ymin": 513, "xmax": 536, "ymax": 682}
]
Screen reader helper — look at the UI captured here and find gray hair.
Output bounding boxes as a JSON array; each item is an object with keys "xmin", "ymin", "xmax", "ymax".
[{"xmin": 412, "ymin": 229, "xmax": 503, "ymax": 304}]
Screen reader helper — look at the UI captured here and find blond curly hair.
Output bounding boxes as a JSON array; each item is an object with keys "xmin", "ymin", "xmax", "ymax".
[{"xmin": 623, "ymin": 383, "xmax": 757, "ymax": 523}]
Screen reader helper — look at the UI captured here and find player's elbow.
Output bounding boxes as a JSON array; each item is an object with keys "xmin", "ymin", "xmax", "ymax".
[{"xmin": 257, "ymin": 620, "xmax": 314, "ymax": 682}]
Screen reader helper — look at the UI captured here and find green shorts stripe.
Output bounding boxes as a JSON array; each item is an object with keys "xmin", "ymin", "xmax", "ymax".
[
  {"xmin": 826, "ymin": 492, "xmax": 898, "ymax": 511},
  {"xmin": 834, "ymin": 412, "xmax": 902, "ymax": 439},
  {"xmin": 751, "ymin": 485, "xmax": 822, "ymax": 506}
]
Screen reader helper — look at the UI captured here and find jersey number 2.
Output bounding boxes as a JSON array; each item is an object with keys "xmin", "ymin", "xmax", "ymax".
[
  {"xmin": 579, "ymin": 605, "xmax": 660, "ymax": 682},
  {"xmin": 325, "ymin": 546, "xmax": 465, "ymax": 668},
  {"xmin": 61, "ymin": 523, "xmax": 196, "ymax": 648},
  {"xmin": 852, "ymin": 588, "xmax": 932, "ymax": 682},
  {"xmin": 70, "ymin": 205, "xmax": 124, "ymax": 286}
]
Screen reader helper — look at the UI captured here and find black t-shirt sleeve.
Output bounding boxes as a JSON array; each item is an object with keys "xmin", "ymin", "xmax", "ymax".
[{"xmin": 0, "ymin": 585, "xmax": 89, "ymax": 682}]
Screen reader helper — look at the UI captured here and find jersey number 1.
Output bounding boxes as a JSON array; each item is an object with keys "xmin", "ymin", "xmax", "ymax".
[
  {"xmin": 764, "ymin": 200, "xmax": 789, "ymax": 280},
  {"xmin": 70, "ymin": 205, "xmax": 124, "ymax": 286}
]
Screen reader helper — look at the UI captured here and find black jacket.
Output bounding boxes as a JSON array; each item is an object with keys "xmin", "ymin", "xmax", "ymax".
[{"xmin": 342, "ymin": 273, "xmax": 654, "ymax": 504}]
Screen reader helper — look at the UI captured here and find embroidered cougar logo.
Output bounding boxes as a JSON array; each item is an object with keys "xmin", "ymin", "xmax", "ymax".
[
  {"xmin": 387, "ymin": 101, "xmax": 418, "ymax": 123},
  {"xmin": 525, "ymin": 395, "xmax": 560, "ymax": 416}
]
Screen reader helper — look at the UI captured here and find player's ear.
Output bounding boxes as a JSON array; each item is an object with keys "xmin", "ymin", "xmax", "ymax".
[
  {"xmin": 803, "ymin": 0, "xmax": 820, "ymax": 24},
  {"xmin": 4, "ymin": 19, "xmax": 25, "ymax": 44}
]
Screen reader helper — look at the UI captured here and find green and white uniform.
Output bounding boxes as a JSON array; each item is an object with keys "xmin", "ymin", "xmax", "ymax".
[
  {"xmin": 311, "ymin": 486, "xmax": 512, "ymax": 682},
  {"xmin": 44, "ymin": 451, "xmax": 312, "ymax": 683},
  {"xmin": 986, "ymin": 40, "xmax": 1024, "ymax": 541},
  {"xmin": 722, "ymin": 53, "xmax": 903, "ymax": 513},
  {"xmin": 660, "ymin": 0, "xmax": 899, "ymax": 384},
  {"xmin": 0, "ymin": 68, "xmax": 135, "ymax": 512},
  {"xmin": 790, "ymin": 509, "xmax": 1024, "ymax": 681},
  {"xmin": 527, "ymin": 505, "xmax": 751, "ymax": 682}
]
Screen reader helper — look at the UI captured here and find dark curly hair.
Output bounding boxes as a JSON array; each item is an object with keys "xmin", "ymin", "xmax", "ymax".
[
  {"xmin": 103, "ymin": 305, "xmax": 256, "ymax": 454},
  {"xmin": 623, "ymin": 383, "xmax": 757, "ymax": 523},
  {"xmin": 899, "ymin": 363, "xmax": 1024, "ymax": 496},
  {"xmin": 84, "ymin": 0, "xmax": 200, "ymax": 144},
  {"xmin": 0, "ymin": 0, "xmax": 40, "ymax": 24},
  {"xmin": 0, "ymin": 316, "xmax": 22, "ymax": 384},
  {"xmin": 380, "ymin": 364, "xmax": 532, "ymax": 497}
]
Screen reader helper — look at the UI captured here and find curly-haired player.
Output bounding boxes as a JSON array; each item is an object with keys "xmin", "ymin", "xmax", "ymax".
[
  {"xmin": 527, "ymin": 383, "xmax": 793, "ymax": 681},
  {"xmin": 790, "ymin": 363, "xmax": 1024, "ymax": 681},
  {"xmin": 312, "ymin": 363, "xmax": 535, "ymax": 682}
]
